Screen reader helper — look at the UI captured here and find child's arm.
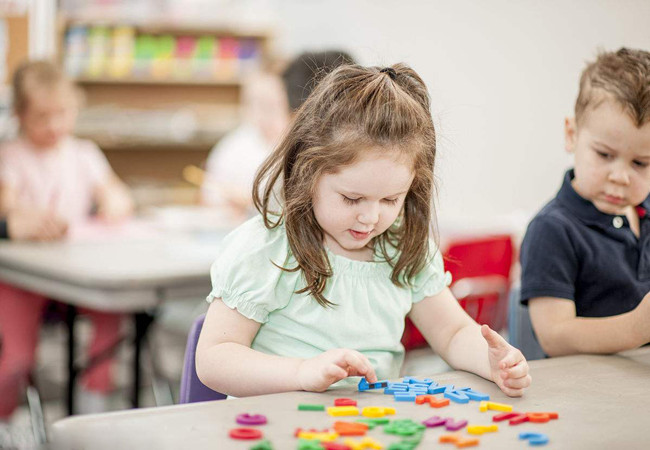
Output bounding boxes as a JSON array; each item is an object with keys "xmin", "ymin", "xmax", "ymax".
[
  {"xmin": 0, "ymin": 183, "xmax": 17, "ymax": 214},
  {"xmin": 0, "ymin": 184, "xmax": 68, "ymax": 241},
  {"xmin": 6, "ymin": 208, "xmax": 68, "ymax": 241},
  {"xmin": 529, "ymin": 294, "xmax": 650, "ymax": 356},
  {"xmin": 94, "ymin": 173, "xmax": 134, "ymax": 222},
  {"xmin": 196, "ymin": 299, "xmax": 378, "ymax": 397},
  {"xmin": 409, "ymin": 287, "xmax": 531, "ymax": 397}
]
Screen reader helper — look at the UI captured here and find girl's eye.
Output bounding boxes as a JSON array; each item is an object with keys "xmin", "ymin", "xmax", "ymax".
[
  {"xmin": 633, "ymin": 160, "xmax": 649, "ymax": 168},
  {"xmin": 596, "ymin": 151, "xmax": 612, "ymax": 160},
  {"xmin": 383, "ymin": 198, "xmax": 399, "ymax": 205},
  {"xmin": 342, "ymin": 196, "xmax": 361, "ymax": 205}
]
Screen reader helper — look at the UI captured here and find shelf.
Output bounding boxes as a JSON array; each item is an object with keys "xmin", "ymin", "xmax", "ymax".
[
  {"xmin": 73, "ymin": 76, "xmax": 243, "ymax": 87},
  {"xmin": 61, "ymin": 15, "xmax": 273, "ymax": 39},
  {"xmin": 78, "ymin": 135, "xmax": 220, "ymax": 152}
]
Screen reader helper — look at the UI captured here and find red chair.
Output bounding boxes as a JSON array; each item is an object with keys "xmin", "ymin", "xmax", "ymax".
[{"xmin": 401, "ymin": 235, "xmax": 515, "ymax": 350}]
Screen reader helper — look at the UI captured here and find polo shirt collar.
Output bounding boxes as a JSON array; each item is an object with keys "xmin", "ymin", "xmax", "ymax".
[{"xmin": 556, "ymin": 169, "xmax": 650, "ymax": 227}]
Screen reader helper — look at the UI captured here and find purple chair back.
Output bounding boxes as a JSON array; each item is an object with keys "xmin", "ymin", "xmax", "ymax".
[{"xmin": 179, "ymin": 314, "xmax": 227, "ymax": 403}]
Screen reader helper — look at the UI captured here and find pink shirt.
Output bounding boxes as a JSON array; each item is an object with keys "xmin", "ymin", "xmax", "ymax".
[{"xmin": 0, "ymin": 136, "xmax": 111, "ymax": 224}]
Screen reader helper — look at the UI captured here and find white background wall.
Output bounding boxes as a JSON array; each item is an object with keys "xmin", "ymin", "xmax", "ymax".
[{"xmin": 269, "ymin": 0, "xmax": 650, "ymax": 233}]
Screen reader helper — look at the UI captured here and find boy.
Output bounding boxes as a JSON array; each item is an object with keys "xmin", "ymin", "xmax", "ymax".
[{"xmin": 520, "ymin": 48, "xmax": 650, "ymax": 356}]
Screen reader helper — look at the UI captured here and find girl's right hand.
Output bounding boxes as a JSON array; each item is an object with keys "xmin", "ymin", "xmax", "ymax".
[{"xmin": 297, "ymin": 349, "xmax": 378, "ymax": 392}]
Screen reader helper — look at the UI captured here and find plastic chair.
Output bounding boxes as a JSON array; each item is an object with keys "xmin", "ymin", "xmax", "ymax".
[
  {"xmin": 179, "ymin": 314, "xmax": 226, "ymax": 403},
  {"xmin": 507, "ymin": 284, "xmax": 546, "ymax": 360},
  {"xmin": 444, "ymin": 235, "xmax": 514, "ymax": 331},
  {"xmin": 402, "ymin": 235, "xmax": 515, "ymax": 351}
]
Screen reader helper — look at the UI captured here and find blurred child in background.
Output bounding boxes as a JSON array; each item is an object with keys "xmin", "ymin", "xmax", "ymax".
[
  {"xmin": 0, "ymin": 60, "xmax": 134, "ymax": 417},
  {"xmin": 201, "ymin": 50, "xmax": 355, "ymax": 220}
]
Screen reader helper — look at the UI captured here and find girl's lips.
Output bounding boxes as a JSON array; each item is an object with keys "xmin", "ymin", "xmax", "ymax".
[{"xmin": 349, "ymin": 229, "xmax": 372, "ymax": 240}]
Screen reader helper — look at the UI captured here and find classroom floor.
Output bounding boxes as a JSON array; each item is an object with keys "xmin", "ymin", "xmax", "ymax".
[{"xmin": 1, "ymin": 299, "xmax": 452, "ymax": 450}]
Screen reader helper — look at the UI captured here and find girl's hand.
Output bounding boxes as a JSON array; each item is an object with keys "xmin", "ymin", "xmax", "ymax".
[
  {"xmin": 481, "ymin": 324, "xmax": 531, "ymax": 397},
  {"xmin": 297, "ymin": 349, "xmax": 378, "ymax": 392}
]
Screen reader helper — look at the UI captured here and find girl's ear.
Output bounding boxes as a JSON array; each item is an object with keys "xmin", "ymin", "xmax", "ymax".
[{"xmin": 564, "ymin": 117, "xmax": 577, "ymax": 154}]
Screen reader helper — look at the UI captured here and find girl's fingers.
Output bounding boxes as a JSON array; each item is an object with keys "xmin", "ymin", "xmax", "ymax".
[
  {"xmin": 503, "ymin": 374, "xmax": 532, "ymax": 390},
  {"xmin": 499, "ymin": 350, "xmax": 524, "ymax": 370},
  {"xmin": 504, "ymin": 360, "xmax": 529, "ymax": 379},
  {"xmin": 481, "ymin": 325, "xmax": 507, "ymax": 349},
  {"xmin": 326, "ymin": 364, "xmax": 348, "ymax": 381},
  {"xmin": 342, "ymin": 351, "xmax": 377, "ymax": 382},
  {"xmin": 501, "ymin": 386, "xmax": 525, "ymax": 397}
]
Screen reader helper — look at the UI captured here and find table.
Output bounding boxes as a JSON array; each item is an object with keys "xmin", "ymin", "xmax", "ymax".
[
  {"xmin": 0, "ymin": 222, "xmax": 228, "ymax": 413},
  {"xmin": 49, "ymin": 347, "xmax": 650, "ymax": 449}
]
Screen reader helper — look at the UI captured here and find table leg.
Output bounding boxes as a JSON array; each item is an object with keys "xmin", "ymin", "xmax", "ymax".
[
  {"xmin": 65, "ymin": 305, "xmax": 78, "ymax": 415},
  {"xmin": 132, "ymin": 311, "xmax": 155, "ymax": 408}
]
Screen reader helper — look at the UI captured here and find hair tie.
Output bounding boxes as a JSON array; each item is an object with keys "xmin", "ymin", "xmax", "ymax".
[{"xmin": 380, "ymin": 67, "xmax": 397, "ymax": 80}]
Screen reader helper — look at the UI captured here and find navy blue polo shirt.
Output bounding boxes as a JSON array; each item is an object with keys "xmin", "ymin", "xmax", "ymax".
[{"xmin": 520, "ymin": 169, "xmax": 650, "ymax": 317}]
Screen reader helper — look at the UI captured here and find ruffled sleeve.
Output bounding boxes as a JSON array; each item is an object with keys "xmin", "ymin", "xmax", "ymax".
[
  {"xmin": 411, "ymin": 240, "xmax": 452, "ymax": 303},
  {"xmin": 206, "ymin": 215, "xmax": 300, "ymax": 323}
]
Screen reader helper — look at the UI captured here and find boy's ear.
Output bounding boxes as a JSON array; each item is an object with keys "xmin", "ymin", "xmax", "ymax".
[{"xmin": 564, "ymin": 117, "xmax": 577, "ymax": 154}]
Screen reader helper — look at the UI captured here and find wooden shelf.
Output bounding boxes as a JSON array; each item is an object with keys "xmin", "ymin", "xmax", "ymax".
[
  {"xmin": 57, "ymin": 14, "xmax": 274, "ymax": 206},
  {"xmin": 82, "ymin": 136, "xmax": 219, "ymax": 152},
  {"xmin": 73, "ymin": 76, "xmax": 243, "ymax": 87},
  {"xmin": 62, "ymin": 16, "xmax": 273, "ymax": 39}
]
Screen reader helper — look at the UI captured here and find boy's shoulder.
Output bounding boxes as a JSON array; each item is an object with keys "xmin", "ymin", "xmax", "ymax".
[
  {"xmin": 527, "ymin": 195, "xmax": 581, "ymax": 235},
  {"xmin": 521, "ymin": 196, "xmax": 586, "ymax": 261}
]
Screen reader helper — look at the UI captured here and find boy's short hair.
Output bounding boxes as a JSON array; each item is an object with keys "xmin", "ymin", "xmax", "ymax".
[
  {"xmin": 575, "ymin": 47, "xmax": 650, "ymax": 127},
  {"xmin": 12, "ymin": 60, "xmax": 74, "ymax": 115},
  {"xmin": 281, "ymin": 50, "xmax": 355, "ymax": 111}
]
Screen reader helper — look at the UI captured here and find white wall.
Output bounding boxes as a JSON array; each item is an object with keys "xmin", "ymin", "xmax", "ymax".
[{"xmin": 270, "ymin": 0, "xmax": 650, "ymax": 233}]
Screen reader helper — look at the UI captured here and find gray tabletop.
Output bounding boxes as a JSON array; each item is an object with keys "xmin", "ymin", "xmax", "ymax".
[
  {"xmin": 0, "ymin": 229, "xmax": 227, "ymax": 312},
  {"xmin": 50, "ymin": 347, "xmax": 650, "ymax": 450}
]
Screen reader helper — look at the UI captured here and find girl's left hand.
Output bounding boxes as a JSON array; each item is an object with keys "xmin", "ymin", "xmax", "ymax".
[{"xmin": 481, "ymin": 324, "xmax": 532, "ymax": 397}]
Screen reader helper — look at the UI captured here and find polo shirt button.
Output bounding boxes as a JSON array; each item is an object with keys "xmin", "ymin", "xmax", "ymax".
[{"xmin": 613, "ymin": 216, "xmax": 624, "ymax": 228}]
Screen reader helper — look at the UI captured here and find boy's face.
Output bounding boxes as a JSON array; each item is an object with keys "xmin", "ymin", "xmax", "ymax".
[
  {"xmin": 312, "ymin": 151, "xmax": 414, "ymax": 261},
  {"xmin": 565, "ymin": 99, "xmax": 650, "ymax": 215},
  {"xmin": 19, "ymin": 84, "xmax": 78, "ymax": 149}
]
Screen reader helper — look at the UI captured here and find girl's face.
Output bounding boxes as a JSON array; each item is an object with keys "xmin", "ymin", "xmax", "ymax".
[
  {"xmin": 312, "ymin": 150, "xmax": 415, "ymax": 261},
  {"xmin": 19, "ymin": 84, "xmax": 78, "ymax": 149}
]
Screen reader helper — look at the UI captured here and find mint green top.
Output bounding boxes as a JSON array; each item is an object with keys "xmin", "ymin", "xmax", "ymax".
[{"xmin": 206, "ymin": 215, "xmax": 451, "ymax": 383}]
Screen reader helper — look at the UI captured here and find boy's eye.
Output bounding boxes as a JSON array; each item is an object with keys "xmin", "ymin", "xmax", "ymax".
[
  {"xmin": 342, "ymin": 195, "xmax": 361, "ymax": 205},
  {"xmin": 633, "ymin": 160, "xmax": 649, "ymax": 168},
  {"xmin": 596, "ymin": 151, "xmax": 612, "ymax": 160}
]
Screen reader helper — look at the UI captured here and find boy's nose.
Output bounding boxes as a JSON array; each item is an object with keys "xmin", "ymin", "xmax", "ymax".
[{"xmin": 608, "ymin": 166, "xmax": 630, "ymax": 185}]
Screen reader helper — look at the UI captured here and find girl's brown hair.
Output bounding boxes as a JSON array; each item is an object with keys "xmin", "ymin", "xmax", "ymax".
[{"xmin": 253, "ymin": 63, "xmax": 437, "ymax": 307}]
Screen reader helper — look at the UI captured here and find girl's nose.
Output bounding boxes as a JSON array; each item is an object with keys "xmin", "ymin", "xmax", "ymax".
[{"xmin": 357, "ymin": 203, "xmax": 379, "ymax": 225}]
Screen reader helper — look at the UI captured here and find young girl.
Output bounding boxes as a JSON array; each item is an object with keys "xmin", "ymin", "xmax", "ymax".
[
  {"xmin": 196, "ymin": 64, "xmax": 531, "ymax": 397},
  {"xmin": 0, "ymin": 60, "xmax": 134, "ymax": 417}
]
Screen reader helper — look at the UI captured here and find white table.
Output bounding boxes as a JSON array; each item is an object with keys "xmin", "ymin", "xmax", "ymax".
[
  {"xmin": 49, "ymin": 347, "xmax": 650, "ymax": 450},
  {"xmin": 0, "ymin": 222, "xmax": 228, "ymax": 413}
]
